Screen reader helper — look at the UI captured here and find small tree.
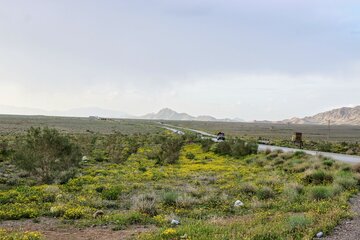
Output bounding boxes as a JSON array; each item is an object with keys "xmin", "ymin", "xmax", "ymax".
[
  {"xmin": 156, "ymin": 137, "xmax": 183, "ymax": 165},
  {"xmin": 214, "ymin": 141, "xmax": 232, "ymax": 155},
  {"xmin": 13, "ymin": 127, "xmax": 81, "ymax": 183}
]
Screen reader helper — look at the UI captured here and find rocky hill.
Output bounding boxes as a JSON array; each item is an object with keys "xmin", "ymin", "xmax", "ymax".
[
  {"xmin": 141, "ymin": 108, "xmax": 216, "ymax": 121},
  {"xmin": 141, "ymin": 108, "xmax": 242, "ymax": 122},
  {"xmin": 280, "ymin": 106, "xmax": 360, "ymax": 125}
]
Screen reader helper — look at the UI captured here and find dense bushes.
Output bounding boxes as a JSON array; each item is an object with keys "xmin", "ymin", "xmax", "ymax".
[
  {"xmin": 303, "ymin": 170, "xmax": 334, "ymax": 185},
  {"xmin": 13, "ymin": 127, "xmax": 81, "ymax": 184},
  {"xmin": 106, "ymin": 133, "xmax": 144, "ymax": 163},
  {"xmin": 214, "ymin": 139, "xmax": 258, "ymax": 158},
  {"xmin": 199, "ymin": 138, "xmax": 214, "ymax": 152},
  {"xmin": 154, "ymin": 137, "xmax": 184, "ymax": 165},
  {"xmin": 0, "ymin": 140, "xmax": 11, "ymax": 162}
]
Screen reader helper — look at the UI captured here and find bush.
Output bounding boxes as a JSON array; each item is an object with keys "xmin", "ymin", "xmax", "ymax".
[
  {"xmin": 176, "ymin": 194, "xmax": 198, "ymax": 208},
  {"xmin": 288, "ymin": 215, "xmax": 312, "ymax": 231},
  {"xmin": 156, "ymin": 137, "xmax": 184, "ymax": 165},
  {"xmin": 0, "ymin": 140, "xmax": 11, "ymax": 161},
  {"xmin": 49, "ymin": 205, "xmax": 66, "ymax": 217},
  {"xmin": 214, "ymin": 141, "xmax": 232, "ymax": 155},
  {"xmin": 257, "ymin": 187, "xmax": 275, "ymax": 200},
  {"xmin": 309, "ymin": 186, "xmax": 333, "ymax": 200},
  {"xmin": 335, "ymin": 176, "xmax": 357, "ymax": 190},
  {"xmin": 63, "ymin": 207, "xmax": 86, "ymax": 219},
  {"xmin": 231, "ymin": 140, "xmax": 258, "ymax": 158},
  {"xmin": 214, "ymin": 140, "xmax": 258, "ymax": 158},
  {"xmin": 200, "ymin": 139, "xmax": 213, "ymax": 152},
  {"xmin": 186, "ymin": 152, "xmax": 195, "ymax": 160},
  {"xmin": 323, "ymin": 159, "xmax": 335, "ymax": 167},
  {"xmin": 13, "ymin": 127, "xmax": 81, "ymax": 184},
  {"xmin": 162, "ymin": 191, "xmax": 178, "ymax": 206},
  {"xmin": 102, "ymin": 186, "xmax": 123, "ymax": 200},
  {"xmin": 133, "ymin": 194, "xmax": 158, "ymax": 216},
  {"xmin": 106, "ymin": 133, "xmax": 141, "ymax": 163},
  {"xmin": 239, "ymin": 183, "xmax": 257, "ymax": 196},
  {"xmin": 303, "ymin": 170, "xmax": 333, "ymax": 185},
  {"xmin": 293, "ymin": 151, "xmax": 306, "ymax": 158}
]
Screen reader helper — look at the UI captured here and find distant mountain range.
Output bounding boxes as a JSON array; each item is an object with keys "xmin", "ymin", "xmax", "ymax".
[
  {"xmin": 0, "ymin": 105, "xmax": 242, "ymax": 122},
  {"xmin": 0, "ymin": 105, "xmax": 130, "ymax": 118},
  {"xmin": 140, "ymin": 108, "xmax": 243, "ymax": 122},
  {"xmin": 279, "ymin": 106, "xmax": 360, "ymax": 125},
  {"xmin": 2, "ymin": 105, "xmax": 360, "ymax": 125}
]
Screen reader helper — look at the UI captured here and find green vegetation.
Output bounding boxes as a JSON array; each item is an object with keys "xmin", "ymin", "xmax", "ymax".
[
  {"xmin": 13, "ymin": 127, "xmax": 81, "ymax": 184},
  {"xmin": 165, "ymin": 121, "xmax": 360, "ymax": 155},
  {"xmin": 0, "ymin": 124, "xmax": 359, "ymax": 239}
]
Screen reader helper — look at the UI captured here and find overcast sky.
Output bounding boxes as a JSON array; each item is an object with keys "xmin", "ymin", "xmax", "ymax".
[{"xmin": 0, "ymin": 0, "xmax": 359, "ymax": 120}]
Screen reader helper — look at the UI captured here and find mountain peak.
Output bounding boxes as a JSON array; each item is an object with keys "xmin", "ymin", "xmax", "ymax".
[
  {"xmin": 280, "ymin": 105, "xmax": 360, "ymax": 125},
  {"xmin": 157, "ymin": 108, "xmax": 177, "ymax": 114},
  {"xmin": 141, "ymin": 108, "xmax": 240, "ymax": 122}
]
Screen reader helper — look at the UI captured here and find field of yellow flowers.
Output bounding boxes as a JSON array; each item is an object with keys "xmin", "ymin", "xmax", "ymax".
[{"xmin": 0, "ymin": 132, "xmax": 359, "ymax": 239}]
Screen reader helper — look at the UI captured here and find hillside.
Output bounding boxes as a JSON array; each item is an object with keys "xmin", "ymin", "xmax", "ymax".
[
  {"xmin": 141, "ymin": 108, "xmax": 241, "ymax": 122},
  {"xmin": 281, "ymin": 106, "xmax": 360, "ymax": 125}
]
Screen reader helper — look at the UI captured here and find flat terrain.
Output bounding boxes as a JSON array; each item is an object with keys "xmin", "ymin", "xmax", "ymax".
[
  {"xmin": 164, "ymin": 120, "xmax": 360, "ymax": 142},
  {"xmin": 1, "ymin": 115, "xmax": 360, "ymax": 142},
  {"xmin": 0, "ymin": 115, "xmax": 159, "ymax": 135}
]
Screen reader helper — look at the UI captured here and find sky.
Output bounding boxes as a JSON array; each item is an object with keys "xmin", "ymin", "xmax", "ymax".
[{"xmin": 0, "ymin": 0, "xmax": 359, "ymax": 121}]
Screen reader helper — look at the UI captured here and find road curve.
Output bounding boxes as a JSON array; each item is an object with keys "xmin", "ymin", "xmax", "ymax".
[{"xmin": 161, "ymin": 123, "xmax": 360, "ymax": 164}]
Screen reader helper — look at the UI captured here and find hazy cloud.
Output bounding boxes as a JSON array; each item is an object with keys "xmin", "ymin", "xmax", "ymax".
[{"xmin": 0, "ymin": 0, "xmax": 359, "ymax": 119}]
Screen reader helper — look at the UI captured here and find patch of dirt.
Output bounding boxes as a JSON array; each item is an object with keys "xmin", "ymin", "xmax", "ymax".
[
  {"xmin": 324, "ymin": 194, "xmax": 360, "ymax": 240},
  {"xmin": 0, "ymin": 217, "xmax": 155, "ymax": 240}
]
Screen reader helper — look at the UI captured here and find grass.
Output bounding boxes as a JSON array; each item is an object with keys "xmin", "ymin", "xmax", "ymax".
[{"xmin": 0, "ymin": 129, "xmax": 359, "ymax": 239}]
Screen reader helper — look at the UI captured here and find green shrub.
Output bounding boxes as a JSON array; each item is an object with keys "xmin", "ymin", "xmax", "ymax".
[
  {"xmin": 156, "ymin": 137, "xmax": 184, "ymax": 165},
  {"xmin": 200, "ymin": 139, "xmax": 213, "ymax": 152},
  {"xmin": 106, "ymin": 133, "xmax": 141, "ymax": 163},
  {"xmin": 309, "ymin": 186, "xmax": 334, "ymax": 200},
  {"xmin": 102, "ymin": 186, "xmax": 123, "ymax": 200},
  {"xmin": 0, "ymin": 203, "xmax": 39, "ymax": 220},
  {"xmin": 138, "ymin": 166, "xmax": 147, "ymax": 172},
  {"xmin": 288, "ymin": 215, "xmax": 312, "ymax": 231},
  {"xmin": 95, "ymin": 186, "xmax": 106, "ymax": 193},
  {"xmin": 49, "ymin": 205, "xmax": 66, "ymax": 217},
  {"xmin": 293, "ymin": 151, "xmax": 306, "ymax": 158},
  {"xmin": 231, "ymin": 141, "xmax": 258, "ymax": 158},
  {"xmin": 257, "ymin": 187, "xmax": 275, "ymax": 200},
  {"xmin": 13, "ymin": 127, "xmax": 81, "ymax": 184},
  {"xmin": 63, "ymin": 207, "xmax": 86, "ymax": 219},
  {"xmin": 214, "ymin": 141, "xmax": 232, "ymax": 155},
  {"xmin": 186, "ymin": 152, "xmax": 195, "ymax": 160},
  {"xmin": 303, "ymin": 170, "xmax": 333, "ymax": 185},
  {"xmin": 335, "ymin": 176, "xmax": 357, "ymax": 190},
  {"xmin": 0, "ymin": 140, "xmax": 11, "ymax": 161},
  {"xmin": 162, "ymin": 191, "xmax": 178, "ymax": 206},
  {"xmin": 214, "ymin": 140, "xmax": 258, "ymax": 158},
  {"xmin": 239, "ymin": 183, "xmax": 257, "ymax": 196},
  {"xmin": 323, "ymin": 159, "xmax": 335, "ymax": 167}
]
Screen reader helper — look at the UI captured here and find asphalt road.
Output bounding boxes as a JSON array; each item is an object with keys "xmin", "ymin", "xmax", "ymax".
[{"xmin": 162, "ymin": 123, "xmax": 360, "ymax": 164}]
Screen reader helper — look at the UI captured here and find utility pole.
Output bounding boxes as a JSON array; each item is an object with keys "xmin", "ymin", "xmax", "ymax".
[{"xmin": 328, "ymin": 120, "xmax": 331, "ymax": 141}]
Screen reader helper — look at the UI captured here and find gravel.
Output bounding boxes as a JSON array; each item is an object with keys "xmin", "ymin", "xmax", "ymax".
[{"xmin": 324, "ymin": 194, "xmax": 360, "ymax": 240}]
